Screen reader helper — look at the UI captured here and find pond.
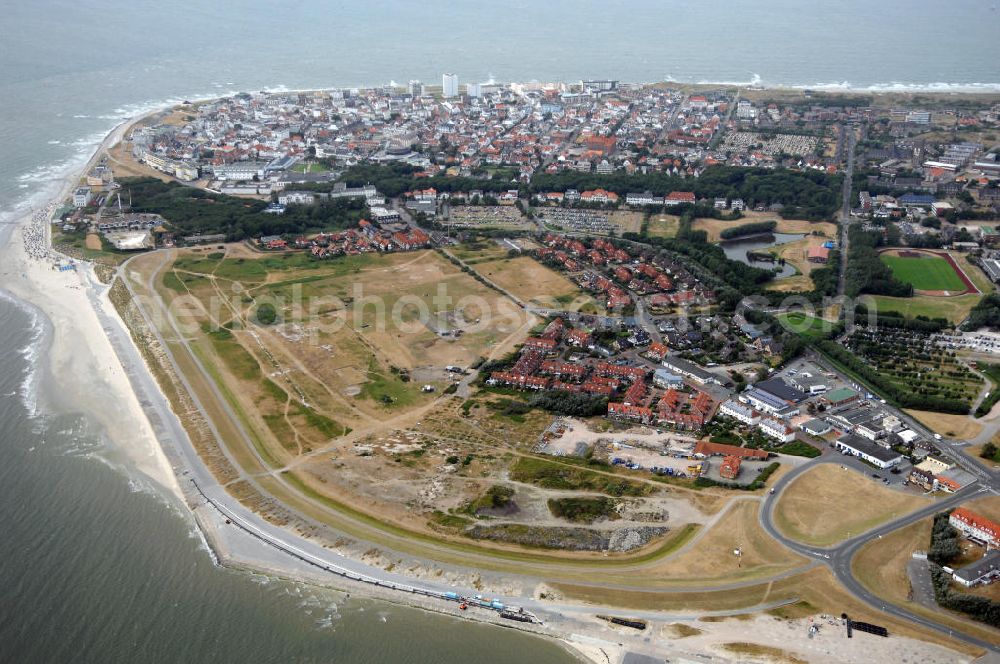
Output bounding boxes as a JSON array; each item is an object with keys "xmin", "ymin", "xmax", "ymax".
[{"xmin": 720, "ymin": 232, "xmax": 806, "ymax": 278}]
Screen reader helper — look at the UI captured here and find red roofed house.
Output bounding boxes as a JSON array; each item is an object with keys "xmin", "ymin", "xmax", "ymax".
[
  {"xmin": 596, "ymin": 362, "xmax": 647, "ymax": 381},
  {"xmin": 654, "ymin": 273, "xmax": 674, "ymax": 291},
  {"xmin": 566, "ymin": 329, "xmax": 593, "ymax": 347},
  {"xmin": 541, "ymin": 317, "xmax": 565, "ymax": 340},
  {"xmin": 694, "ymin": 440, "xmax": 769, "ymax": 460},
  {"xmin": 664, "ymin": 191, "xmax": 696, "ymax": 207},
  {"xmin": 607, "ymin": 402, "xmax": 654, "ymax": 424},
  {"xmin": 622, "ymin": 380, "xmax": 646, "ymax": 406},
  {"xmin": 656, "ymin": 389, "xmax": 717, "ymax": 430},
  {"xmin": 645, "ymin": 342, "xmax": 669, "ymax": 361},
  {"xmin": 950, "ymin": 508, "xmax": 1000, "ymax": 549},
  {"xmin": 523, "ymin": 337, "xmax": 558, "ymax": 351},
  {"xmin": 719, "ymin": 456, "xmax": 742, "ymax": 480},
  {"xmin": 807, "ymin": 245, "xmax": 830, "ymax": 263}
]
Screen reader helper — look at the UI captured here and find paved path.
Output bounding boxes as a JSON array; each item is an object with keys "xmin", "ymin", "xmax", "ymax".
[{"xmin": 907, "ymin": 558, "xmax": 937, "ymax": 611}]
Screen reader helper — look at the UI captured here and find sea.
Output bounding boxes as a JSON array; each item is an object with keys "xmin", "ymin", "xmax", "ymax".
[{"xmin": 0, "ymin": 1, "xmax": 996, "ymax": 661}]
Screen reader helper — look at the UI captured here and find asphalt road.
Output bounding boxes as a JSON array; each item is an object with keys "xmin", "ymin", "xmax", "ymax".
[
  {"xmin": 836, "ymin": 125, "xmax": 857, "ymax": 302},
  {"xmin": 109, "ymin": 244, "xmax": 1000, "ymax": 653},
  {"xmin": 760, "ymin": 455, "xmax": 1000, "ymax": 654}
]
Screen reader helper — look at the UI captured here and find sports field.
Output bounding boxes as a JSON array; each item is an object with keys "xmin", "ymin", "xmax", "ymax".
[{"xmin": 880, "ymin": 253, "xmax": 966, "ymax": 292}]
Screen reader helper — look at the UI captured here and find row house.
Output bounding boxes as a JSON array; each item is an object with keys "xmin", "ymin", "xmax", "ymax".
[
  {"xmin": 608, "ymin": 402, "xmax": 654, "ymax": 424},
  {"xmin": 595, "ymin": 362, "xmax": 647, "ymax": 381},
  {"xmin": 539, "ymin": 361, "xmax": 588, "ymax": 380},
  {"xmin": 523, "ymin": 337, "xmax": 558, "ymax": 352}
]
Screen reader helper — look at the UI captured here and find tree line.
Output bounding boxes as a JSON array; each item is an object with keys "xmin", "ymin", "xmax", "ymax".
[
  {"xmin": 964, "ymin": 293, "xmax": 1000, "ymax": 331},
  {"xmin": 844, "ymin": 225, "xmax": 913, "ymax": 298},
  {"xmin": 324, "ymin": 163, "xmax": 841, "ymax": 220},
  {"xmin": 123, "ymin": 177, "xmax": 366, "ymax": 240},
  {"xmin": 719, "ymin": 220, "xmax": 777, "ymax": 240}
]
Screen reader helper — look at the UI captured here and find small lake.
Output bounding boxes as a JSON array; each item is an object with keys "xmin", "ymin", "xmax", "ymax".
[{"xmin": 720, "ymin": 232, "xmax": 806, "ymax": 278}]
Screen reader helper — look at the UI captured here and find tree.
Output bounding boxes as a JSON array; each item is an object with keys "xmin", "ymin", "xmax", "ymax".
[{"xmin": 981, "ymin": 442, "xmax": 999, "ymax": 460}]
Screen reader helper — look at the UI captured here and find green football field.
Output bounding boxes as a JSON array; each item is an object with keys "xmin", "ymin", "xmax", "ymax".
[{"xmin": 880, "ymin": 254, "xmax": 966, "ymax": 291}]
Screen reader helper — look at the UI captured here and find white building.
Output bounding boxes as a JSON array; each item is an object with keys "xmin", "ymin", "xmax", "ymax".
[
  {"xmin": 442, "ymin": 73, "xmax": 459, "ymax": 99},
  {"xmin": 626, "ymin": 191, "xmax": 663, "ymax": 207},
  {"xmin": 949, "ymin": 508, "xmax": 1000, "ymax": 549},
  {"xmin": 758, "ymin": 416, "xmax": 795, "ymax": 443},
  {"xmin": 278, "ymin": 191, "xmax": 316, "ymax": 206},
  {"xmin": 952, "ymin": 550, "xmax": 1000, "ymax": 587},
  {"xmin": 210, "ymin": 162, "xmax": 267, "ymax": 181},
  {"xmin": 718, "ymin": 399, "xmax": 759, "ymax": 426},
  {"xmin": 72, "ymin": 186, "xmax": 92, "ymax": 208},
  {"xmin": 834, "ymin": 434, "xmax": 902, "ymax": 469}
]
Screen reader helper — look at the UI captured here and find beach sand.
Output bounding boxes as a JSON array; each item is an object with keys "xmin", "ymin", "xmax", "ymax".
[{"xmin": 0, "ymin": 113, "xmax": 182, "ymax": 500}]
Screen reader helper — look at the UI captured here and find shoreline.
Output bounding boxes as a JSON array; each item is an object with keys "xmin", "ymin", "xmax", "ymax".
[
  {"xmin": 0, "ymin": 106, "xmax": 616, "ymax": 664},
  {"xmin": 0, "ymin": 95, "xmax": 993, "ymax": 664}
]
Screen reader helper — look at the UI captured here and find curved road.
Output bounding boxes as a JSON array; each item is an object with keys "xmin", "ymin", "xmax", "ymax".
[
  {"xmin": 112, "ymin": 250, "xmax": 1000, "ymax": 654},
  {"xmin": 760, "ymin": 456, "xmax": 999, "ymax": 654}
]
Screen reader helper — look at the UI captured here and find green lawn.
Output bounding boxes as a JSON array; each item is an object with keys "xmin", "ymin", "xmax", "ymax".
[
  {"xmin": 880, "ymin": 255, "xmax": 966, "ymax": 291},
  {"xmin": 291, "ymin": 162, "xmax": 329, "ymax": 174},
  {"xmin": 776, "ymin": 312, "xmax": 836, "ymax": 340},
  {"xmin": 869, "ymin": 293, "xmax": 982, "ymax": 324}
]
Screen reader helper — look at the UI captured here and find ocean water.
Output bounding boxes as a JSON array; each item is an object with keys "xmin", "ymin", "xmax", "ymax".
[
  {"xmin": 0, "ymin": 1, "xmax": 996, "ymax": 661},
  {"xmin": 0, "ymin": 296, "xmax": 576, "ymax": 663}
]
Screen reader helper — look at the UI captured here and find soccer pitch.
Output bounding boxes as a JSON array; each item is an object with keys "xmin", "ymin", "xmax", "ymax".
[{"xmin": 880, "ymin": 254, "xmax": 966, "ymax": 291}]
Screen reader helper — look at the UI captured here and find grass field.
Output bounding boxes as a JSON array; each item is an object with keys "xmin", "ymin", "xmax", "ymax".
[
  {"xmin": 776, "ymin": 312, "xmax": 836, "ymax": 341},
  {"xmin": 159, "ymin": 247, "xmax": 532, "ymax": 466},
  {"xmin": 473, "ymin": 255, "xmax": 600, "ymax": 309},
  {"xmin": 290, "ymin": 162, "xmax": 329, "ymax": 174},
  {"xmin": 852, "ymin": 517, "xmax": 931, "ymax": 607},
  {"xmin": 880, "ymin": 254, "xmax": 966, "ymax": 291},
  {"xmin": 628, "ymin": 500, "xmax": 807, "ymax": 584},
  {"xmin": 903, "ymin": 409, "xmax": 983, "ymax": 440},
  {"xmin": 774, "ymin": 464, "xmax": 930, "ymax": 547},
  {"xmin": 647, "ymin": 214, "xmax": 680, "ymax": 238},
  {"xmin": 868, "ymin": 293, "xmax": 983, "ymax": 324}
]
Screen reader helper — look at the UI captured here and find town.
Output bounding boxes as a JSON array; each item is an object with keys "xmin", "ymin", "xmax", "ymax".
[{"xmin": 49, "ymin": 77, "xmax": 1000, "ymax": 659}]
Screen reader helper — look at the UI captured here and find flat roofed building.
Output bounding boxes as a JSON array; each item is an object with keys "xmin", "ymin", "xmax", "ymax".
[
  {"xmin": 952, "ymin": 550, "xmax": 1000, "ymax": 587},
  {"xmin": 754, "ymin": 377, "xmax": 808, "ymax": 403},
  {"xmin": 834, "ymin": 433, "xmax": 902, "ymax": 469},
  {"xmin": 661, "ymin": 357, "xmax": 720, "ymax": 385},
  {"xmin": 800, "ymin": 418, "xmax": 832, "ymax": 436},
  {"xmin": 740, "ymin": 387, "xmax": 797, "ymax": 417}
]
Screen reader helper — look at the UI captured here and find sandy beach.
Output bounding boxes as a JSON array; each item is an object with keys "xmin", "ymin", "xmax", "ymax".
[{"xmin": 0, "ymin": 114, "xmax": 182, "ymax": 500}]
